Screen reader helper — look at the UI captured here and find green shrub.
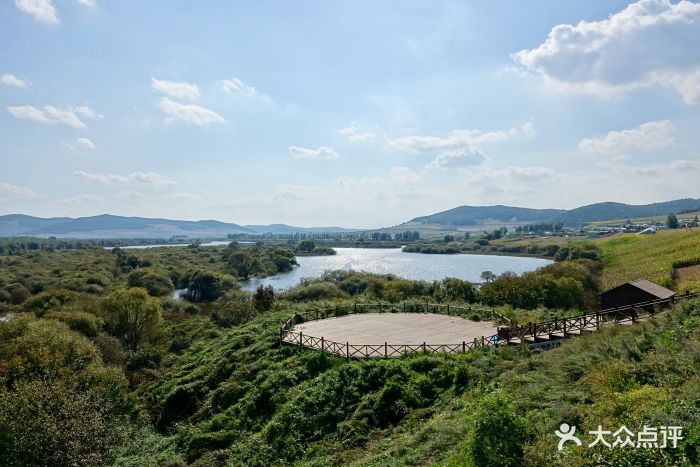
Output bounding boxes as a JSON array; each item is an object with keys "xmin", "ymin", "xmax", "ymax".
[
  {"xmin": 283, "ymin": 282, "xmax": 349, "ymax": 301},
  {"xmin": 455, "ymin": 392, "xmax": 530, "ymax": 466},
  {"xmin": 45, "ymin": 310, "xmax": 104, "ymax": 338},
  {"xmin": 128, "ymin": 269, "xmax": 174, "ymax": 297},
  {"xmin": 211, "ymin": 300, "xmax": 257, "ymax": 327}
]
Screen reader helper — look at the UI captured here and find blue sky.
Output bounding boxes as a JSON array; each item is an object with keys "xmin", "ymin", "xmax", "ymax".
[{"xmin": 1, "ymin": 0, "xmax": 699, "ymax": 228}]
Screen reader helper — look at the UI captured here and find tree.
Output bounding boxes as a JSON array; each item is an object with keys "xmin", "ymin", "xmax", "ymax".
[
  {"xmin": 252, "ymin": 285, "xmax": 276, "ymax": 311},
  {"xmin": 298, "ymin": 240, "xmax": 316, "ymax": 252},
  {"xmin": 444, "ymin": 235, "xmax": 455, "ymax": 243},
  {"xmin": 667, "ymin": 213, "xmax": 679, "ymax": 229},
  {"xmin": 227, "ymin": 251, "xmax": 259, "ymax": 279},
  {"xmin": 693, "ymin": 215, "xmax": 699, "ymax": 227},
  {"xmin": 480, "ymin": 271, "xmax": 496, "ymax": 283},
  {"xmin": 184, "ymin": 269, "xmax": 238, "ymax": 301},
  {"xmin": 102, "ymin": 288, "xmax": 162, "ymax": 351}
]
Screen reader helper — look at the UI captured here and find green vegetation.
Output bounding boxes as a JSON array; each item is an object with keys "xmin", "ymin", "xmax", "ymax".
[
  {"xmin": 0, "ymin": 237, "xmax": 698, "ymax": 465},
  {"xmin": 668, "ymin": 213, "xmax": 680, "ymax": 229},
  {"xmin": 599, "ymin": 230, "xmax": 700, "ymax": 290}
]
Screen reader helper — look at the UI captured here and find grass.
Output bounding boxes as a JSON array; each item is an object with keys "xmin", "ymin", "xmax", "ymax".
[
  {"xmin": 120, "ymin": 298, "xmax": 700, "ymax": 466},
  {"xmin": 586, "ymin": 210, "xmax": 700, "ymax": 227},
  {"xmin": 599, "ymin": 230, "xmax": 700, "ymax": 290}
]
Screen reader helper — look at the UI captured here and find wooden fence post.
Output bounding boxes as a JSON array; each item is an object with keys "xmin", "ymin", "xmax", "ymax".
[
  {"xmin": 563, "ymin": 319, "xmax": 567, "ymax": 337},
  {"xmin": 385, "ymin": 342, "xmax": 388, "ymax": 358},
  {"xmin": 403, "ymin": 302, "xmax": 406, "ymax": 313},
  {"xmin": 447, "ymin": 304, "xmax": 450, "ymax": 315},
  {"xmin": 321, "ymin": 336, "xmax": 325, "ymax": 353},
  {"xmin": 426, "ymin": 301, "xmax": 429, "ymax": 313},
  {"xmin": 595, "ymin": 311, "xmax": 600, "ymax": 329},
  {"xmin": 354, "ymin": 302, "xmax": 357, "ymax": 314},
  {"xmin": 462, "ymin": 341, "xmax": 466, "ymax": 352},
  {"xmin": 346, "ymin": 342, "xmax": 349, "ymax": 361},
  {"xmin": 299, "ymin": 331, "xmax": 303, "ymax": 346},
  {"xmin": 481, "ymin": 336, "xmax": 485, "ymax": 347},
  {"xmin": 315, "ymin": 309, "xmax": 318, "ymax": 320},
  {"xmin": 423, "ymin": 341, "xmax": 426, "ymax": 353}
]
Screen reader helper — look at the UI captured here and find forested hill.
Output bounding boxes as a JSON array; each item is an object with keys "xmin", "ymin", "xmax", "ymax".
[{"xmin": 405, "ymin": 198, "xmax": 700, "ymax": 228}]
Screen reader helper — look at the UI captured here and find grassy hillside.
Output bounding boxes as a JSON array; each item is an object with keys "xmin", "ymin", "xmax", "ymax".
[
  {"xmin": 115, "ymin": 299, "xmax": 700, "ymax": 466},
  {"xmin": 401, "ymin": 199, "xmax": 700, "ymax": 230},
  {"xmin": 600, "ymin": 230, "xmax": 700, "ymax": 290},
  {"xmin": 2, "ymin": 238, "xmax": 699, "ymax": 465}
]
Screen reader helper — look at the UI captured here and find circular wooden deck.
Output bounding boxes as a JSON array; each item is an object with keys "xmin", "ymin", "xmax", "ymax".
[{"xmin": 292, "ymin": 312, "xmax": 498, "ymax": 345}]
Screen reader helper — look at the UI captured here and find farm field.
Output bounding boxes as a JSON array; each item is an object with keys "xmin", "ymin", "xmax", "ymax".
[
  {"xmin": 599, "ymin": 229, "xmax": 700, "ymax": 290},
  {"xmin": 586, "ymin": 210, "xmax": 700, "ymax": 227}
]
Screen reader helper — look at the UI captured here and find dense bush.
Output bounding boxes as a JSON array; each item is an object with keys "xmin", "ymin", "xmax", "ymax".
[
  {"xmin": 455, "ymin": 392, "xmax": 531, "ymax": 466},
  {"xmin": 45, "ymin": 310, "xmax": 104, "ymax": 338},
  {"xmin": 128, "ymin": 269, "xmax": 174, "ymax": 297},
  {"xmin": 252, "ymin": 285, "xmax": 276, "ymax": 311},
  {"xmin": 480, "ymin": 260, "xmax": 599, "ymax": 310},
  {"xmin": 283, "ymin": 282, "xmax": 349, "ymax": 301},
  {"xmin": 101, "ymin": 288, "xmax": 162, "ymax": 350},
  {"xmin": 180, "ymin": 269, "xmax": 238, "ymax": 303},
  {"xmin": 211, "ymin": 300, "xmax": 258, "ymax": 327}
]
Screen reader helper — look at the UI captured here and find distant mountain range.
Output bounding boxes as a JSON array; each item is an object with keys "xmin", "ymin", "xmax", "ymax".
[
  {"xmin": 401, "ymin": 198, "xmax": 700, "ymax": 229},
  {"xmin": 0, "ymin": 214, "xmax": 358, "ymax": 239},
  {"xmin": 3, "ymin": 198, "xmax": 699, "ymax": 239}
]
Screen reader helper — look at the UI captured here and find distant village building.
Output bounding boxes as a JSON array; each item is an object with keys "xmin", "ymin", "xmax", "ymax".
[{"xmin": 599, "ymin": 278, "xmax": 675, "ymax": 310}]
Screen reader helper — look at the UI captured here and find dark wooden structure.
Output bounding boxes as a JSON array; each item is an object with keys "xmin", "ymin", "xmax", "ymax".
[{"xmin": 599, "ymin": 278, "xmax": 675, "ymax": 310}]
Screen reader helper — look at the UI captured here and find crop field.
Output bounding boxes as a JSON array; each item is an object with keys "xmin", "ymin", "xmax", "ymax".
[
  {"xmin": 599, "ymin": 229, "xmax": 700, "ymax": 290},
  {"xmin": 586, "ymin": 210, "xmax": 700, "ymax": 227}
]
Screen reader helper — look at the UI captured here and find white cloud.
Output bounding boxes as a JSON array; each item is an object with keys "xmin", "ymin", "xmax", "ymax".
[
  {"xmin": 220, "ymin": 78, "xmax": 268, "ymax": 99},
  {"xmin": 151, "ymin": 78, "xmax": 200, "ymax": 100},
  {"xmin": 116, "ymin": 190, "xmax": 146, "ymax": 200},
  {"xmin": 156, "ymin": 97, "xmax": 224, "ymax": 126},
  {"xmin": 76, "ymin": 137, "xmax": 96, "ymax": 149},
  {"xmin": 77, "ymin": 0, "xmax": 96, "ymax": 7},
  {"xmin": 389, "ymin": 123, "xmax": 530, "ymax": 153},
  {"xmin": 426, "ymin": 147, "xmax": 487, "ymax": 170},
  {"xmin": 0, "ymin": 182, "xmax": 38, "ymax": 198},
  {"xmin": 63, "ymin": 137, "xmax": 96, "ymax": 150},
  {"xmin": 1, "ymin": 74, "xmax": 28, "ymax": 88},
  {"xmin": 74, "ymin": 171, "xmax": 176, "ymax": 186},
  {"xmin": 390, "ymin": 167, "xmax": 423, "ymax": 183},
  {"xmin": 15, "ymin": 0, "xmax": 58, "ymax": 24},
  {"xmin": 513, "ymin": 0, "xmax": 700, "ymax": 104},
  {"xmin": 579, "ymin": 120, "xmax": 675, "ymax": 155},
  {"xmin": 338, "ymin": 123, "xmax": 376, "ymax": 142},
  {"xmin": 59, "ymin": 194, "xmax": 104, "ymax": 204},
  {"xmin": 505, "ymin": 166, "xmax": 555, "ymax": 180},
  {"xmin": 7, "ymin": 104, "xmax": 103, "ymax": 128},
  {"xmin": 289, "ymin": 145, "xmax": 340, "ymax": 160}
]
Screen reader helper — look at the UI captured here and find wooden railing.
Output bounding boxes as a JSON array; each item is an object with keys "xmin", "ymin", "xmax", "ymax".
[
  {"xmin": 280, "ymin": 292, "xmax": 700, "ymax": 358},
  {"xmin": 279, "ymin": 301, "xmax": 507, "ymax": 358},
  {"xmin": 499, "ymin": 291, "xmax": 700, "ymax": 343}
]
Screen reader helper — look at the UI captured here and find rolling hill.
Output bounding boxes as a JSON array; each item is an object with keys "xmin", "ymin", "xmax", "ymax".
[
  {"xmin": 0, "ymin": 214, "xmax": 359, "ymax": 239},
  {"xmin": 402, "ymin": 198, "xmax": 700, "ymax": 229}
]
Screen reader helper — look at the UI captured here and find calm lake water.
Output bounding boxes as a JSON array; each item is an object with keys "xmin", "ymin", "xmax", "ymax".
[{"xmin": 240, "ymin": 248, "xmax": 552, "ymax": 291}]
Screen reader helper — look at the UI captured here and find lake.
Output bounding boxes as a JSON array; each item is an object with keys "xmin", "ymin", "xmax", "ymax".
[{"xmin": 240, "ymin": 248, "xmax": 552, "ymax": 291}]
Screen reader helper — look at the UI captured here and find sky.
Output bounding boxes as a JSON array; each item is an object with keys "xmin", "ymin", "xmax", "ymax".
[{"xmin": 1, "ymin": 0, "xmax": 700, "ymax": 228}]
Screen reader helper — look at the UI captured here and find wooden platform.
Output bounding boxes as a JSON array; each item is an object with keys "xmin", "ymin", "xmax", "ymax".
[{"xmin": 291, "ymin": 313, "xmax": 498, "ymax": 345}]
